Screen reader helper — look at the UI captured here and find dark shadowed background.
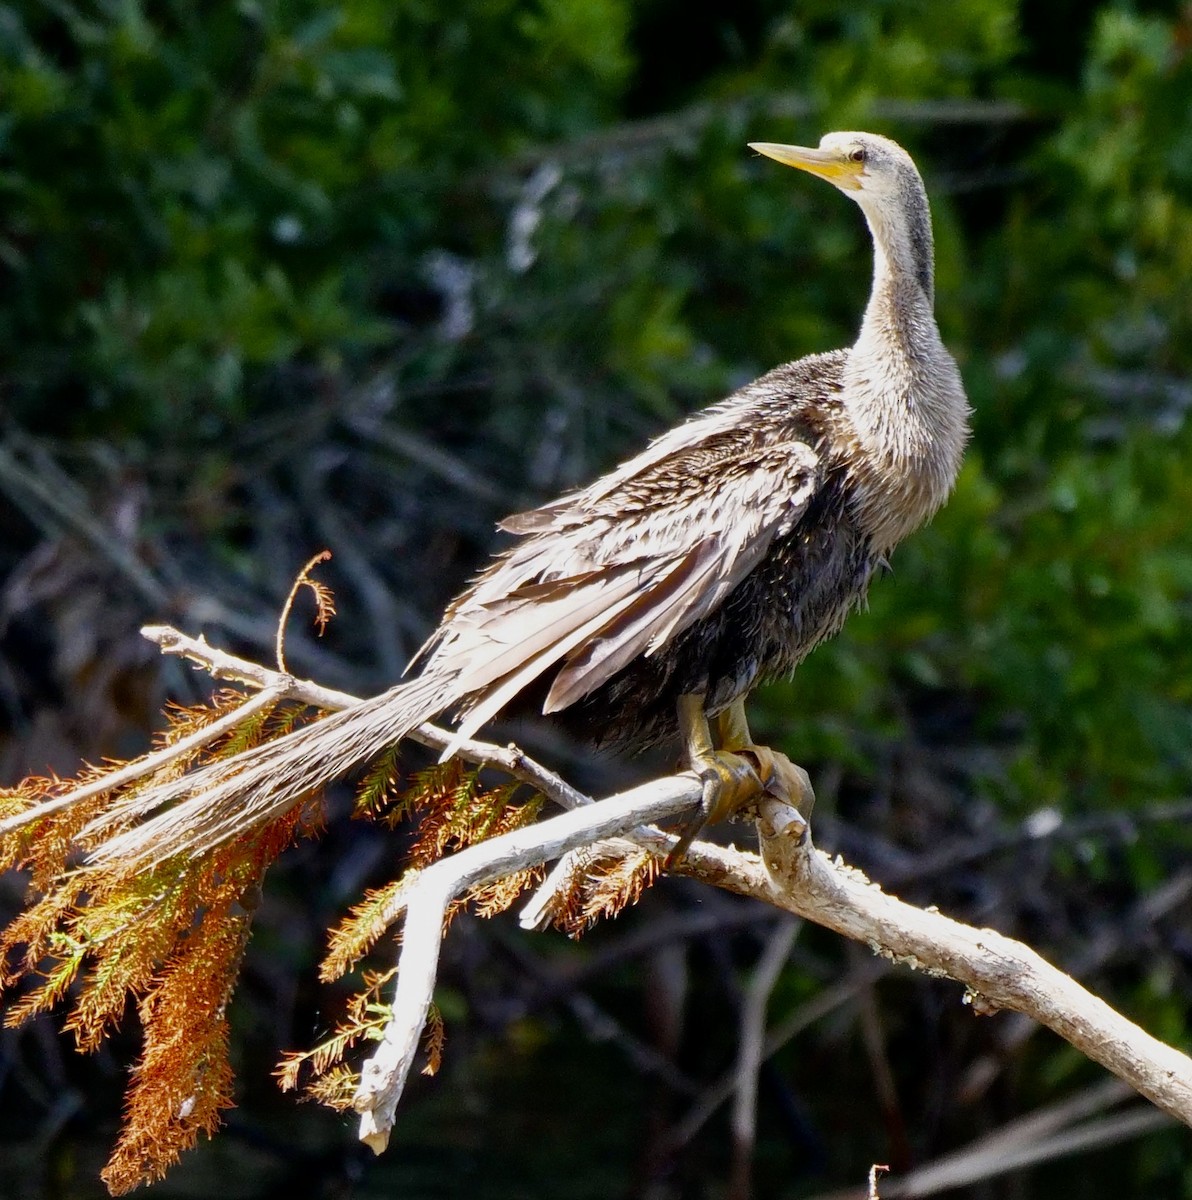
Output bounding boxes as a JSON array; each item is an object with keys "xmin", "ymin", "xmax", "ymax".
[{"xmin": 3, "ymin": 0, "xmax": 1192, "ymax": 1196}]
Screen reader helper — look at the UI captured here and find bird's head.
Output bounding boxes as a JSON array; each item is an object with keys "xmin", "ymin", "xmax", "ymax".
[
  {"xmin": 749, "ymin": 130, "xmax": 935, "ymax": 299},
  {"xmin": 748, "ymin": 131, "xmax": 923, "ymax": 206}
]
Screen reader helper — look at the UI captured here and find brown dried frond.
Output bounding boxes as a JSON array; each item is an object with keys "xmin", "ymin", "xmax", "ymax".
[
  {"xmin": 466, "ymin": 864, "xmax": 546, "ymax": 919},
  {"xmin": 187, "ymin": 691, "xmax": 316, "ymax": 765},
  {"xmin": 1, "ymin": 873, "xmax": 90, "ymax": 997},
  {"xmin": 527, "ymin": 853, "xmax": 591, "ymax": 935},
  {"xmin": 276, "ymin": 967, "xmax": 396, "ymax": 1102},
  {"xmin": 207, "ymin": 701, "xmax": 278, "ymax": 760},
  {"xmin": 62, "ymin": 861, "xmax": 217, "ymax": 1053},
  {"xmin": 353, "ymin": 744, "xmax": 406, "ymax": 822},
  {"xmin": 0, "ymin": 780, "xmax": 48, "ymax": 824},
  {"xmin": 100, "ymin": 911, "xmax": 248, "ymax": 1195},
  {"xmin": 549, "ymin": 848, "xmax": 662, "ymax": 938},
  {"xmin": 2, "ymin": 784, "xmax": 305, "ymax": 1193},
  {"xmin": 275, "ymin": 550, "xmax": 335, "ymax": 672},
  {"xmin": 421, "ymin": 1003, "xmax": 445, "ymax": 1077},
  {"xmin": 1, "ymin": 769, "xmax": 138, "ymax": 883},
  {"xmin": 320, "ymin": 875, "xmax": 414, "ymax": 983},
  {"xmin": 305, "ymin": 1064, "xmax": 361, "ymax": 1111},
  {"xmin": 460, "ymin": 789, "xmax": 546, "ymax": 917},
  {"xmin": 3, "ymin": 926, "xmax": 87, "ymax": 1021},
  {"xmin": 405, "ymin": 765, "xmax": 540, "ymax": 870},
  {"xmin": 62, "ymin": 903, "xmax": 175, "ymax": 1048},
  {"xmin": 274, "ymin": 1051, "xmax": 305, "ymax": 1094},
  {"xmin": 397, "ymin": 759, "xmax": 474, "ymax": 864},
  {"xmin": 0, "ymin": 687, "xmax": 310, "ymax": 890},
  {"xmin": 155, "ymin": 689, "xmax": 264, "ymax": 750},
  {"xmin": 95, "ymin": 810, "xmax": 304, "ymax": 1193}
]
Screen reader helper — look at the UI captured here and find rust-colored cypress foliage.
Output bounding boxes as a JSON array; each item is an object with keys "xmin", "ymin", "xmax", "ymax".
[
  {"xmin": 1, "ymin": 695, "xmax": 319, "ymax": 1192},
  {"xmin": 284, "ymin": 764, "xmax": 547, "ymax": 1107},
  {"xmin": 101, "ymin": 807, "xmax": 304, "ymax": 1193},
  {"xmin": 0, "ymin": 687, "xmax": 567, "ymax": 1189},
  {"xmin": 1, "ymin": 559, "xmax": 658, "ymax": 1190},
  {"xmin": 539, "ymin": 847, "xmax": 662, "ymax": 938}
]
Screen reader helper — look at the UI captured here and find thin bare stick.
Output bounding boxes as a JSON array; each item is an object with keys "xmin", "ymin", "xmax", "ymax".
[
  {"xmin": 670, "ymin": 959, "xmax": 888, "ymax": 1151},
  {"xmin": 0, "ymin": 683, "xmax": 288, "ymax": 838},
  {"xmin": 887, "ymin": 1107, "xmax": 1172, "ymax": 1195},
  {"xmin": 518, "ymin": 847, "xmax": 593, "ymax": 931},
  {"xmin": 854, "ymin": 944, "xmax": 906, "ymax": 1163},
  {"xmin": 815, "ymin": 1096, "xmax": 1171, "ymax": 1200},
  {"xmin": 728, "ymin": 917, "xmax": 800, "ymax": 1200},
  {"xmin": 138, "ymin": 624, "xmax": 592, "ymax": 812},
  {"xmin": 519, "ymin": 828, "xmax": 679, "ymax": 929},
  {"xmin": 275, "ymin": 550, "xmax": 334, "ymax": 673},
  {"xmin": 868, "ymin": 1165, "xmax": 888, "ymax": 1200}
]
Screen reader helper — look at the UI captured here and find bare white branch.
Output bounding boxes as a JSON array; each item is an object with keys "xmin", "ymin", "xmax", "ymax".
[
  {"xmin": 139, "ymin": 624, "xmax": 594, "ymax": 812},
  {"xmin": 32, "ymin": 626, "xmax": 1192, "ymax": 1156},
  {"xmin": 352, "ymin": 775, "xmax": 702, "ymax": 1152},
  {"xmin": 711, "ymin": 795, "xmax": 1192, "ymax": 1128},
  {"xmin": 0, "ymin": 624, "xmax": 589, "ymax": 843},
  {"xmin": 353, "ymin": 778, "xmax": 1192, "ymax": 1158},
  {"xmin": 0, "ymin": 681, "xmax": 289, "ymax": 838}
]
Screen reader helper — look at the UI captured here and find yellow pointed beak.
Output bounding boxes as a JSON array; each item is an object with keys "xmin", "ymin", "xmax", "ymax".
[{"xmin": 748, "ymin": 142, "xmax": 864, "ymax": 191}]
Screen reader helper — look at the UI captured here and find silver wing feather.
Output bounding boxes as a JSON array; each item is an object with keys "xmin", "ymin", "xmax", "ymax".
[{"xmin": 434, "ymin": 428, "xmax": 822, "ymax": 752}]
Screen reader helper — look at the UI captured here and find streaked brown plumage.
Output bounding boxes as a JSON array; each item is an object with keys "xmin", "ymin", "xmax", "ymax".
[{"xmin": 88, "ymin": 131, "xmax": 969, "ymax": 867}]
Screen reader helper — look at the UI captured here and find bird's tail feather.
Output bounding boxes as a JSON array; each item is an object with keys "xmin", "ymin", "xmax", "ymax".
[{"xmin": 85, "ymin": 673, "xmax": 449, "ymax": 871}]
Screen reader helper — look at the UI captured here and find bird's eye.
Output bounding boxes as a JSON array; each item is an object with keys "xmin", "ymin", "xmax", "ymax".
[{"xmin": 848, "ymin": 147, "xmax": 867, "ymax": 164}]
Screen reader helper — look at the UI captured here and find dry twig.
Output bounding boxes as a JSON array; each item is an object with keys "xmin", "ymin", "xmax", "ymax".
[
  {"xmin": 807, "ymin": 1080, "xmax": 1171, "ymax": 1199},
  {"xmin": 728, "ymin": 917, "xmax": 800, "ymax": 1200}
]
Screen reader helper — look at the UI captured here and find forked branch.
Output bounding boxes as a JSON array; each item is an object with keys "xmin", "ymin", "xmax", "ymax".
[
  {"xmin": 142, "ymin": 626, "xmax": 1192, "ymax": 1141},
  {"xmin": 349, "ymin": 777, "xmax": 1192, "ymax": 1153},
  {"xmin": 35, "ymin": 625, "xmax": 1192, "ymax": 1161}
]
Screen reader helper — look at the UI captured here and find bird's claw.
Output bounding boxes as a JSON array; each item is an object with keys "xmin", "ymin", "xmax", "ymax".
[
  {"xmin": 668, "ymin": 696, "xmax": 814, "ymax": 869},
  {"xmin": 665, "ymin": 751, "xmax": 757, "ymax": 869},
  {"xmin": 736, "ymin": 746, "xmax": 815, "ymax": 817},
  {"xmin": 698, "ymin": 751, "xmax": 765, "ymax": 825},
  {"xmin": 667, "ymin": 747, "xmax": 815, "ymax": 870}
]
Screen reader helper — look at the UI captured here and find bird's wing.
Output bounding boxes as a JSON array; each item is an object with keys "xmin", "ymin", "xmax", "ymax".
[
  {"xmin": 499, "ymin": 350, "xmax": 847, "ymax": 537},
  {"xmin": 541, "ymin": 438, "xmax": 822, "ymax": 711},
  {"xmin": 497, "ymin": 399, "xmax": 754, "ymax": 536},
  {"xmin": 433, "ymin": 428, "xmax": 823, "ymax": 746}
]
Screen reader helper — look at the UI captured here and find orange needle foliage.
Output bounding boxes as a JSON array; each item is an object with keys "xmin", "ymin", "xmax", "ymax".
[{"xmin": 0, "ymin": 694, "xmax": 559, "ymax": 1192}]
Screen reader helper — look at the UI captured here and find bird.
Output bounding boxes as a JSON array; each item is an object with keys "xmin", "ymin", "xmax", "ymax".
[{"xmin": 84, "ymin": 131, "xmax": 970, "ymax": 868}]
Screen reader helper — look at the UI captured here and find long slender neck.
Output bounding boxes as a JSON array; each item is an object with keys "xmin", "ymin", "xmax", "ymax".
[
  {"xmin": 839, "ymin": 183, "xmax": 969, "ymax": 553},
  {"xmin": 854, "ymin": 192, "xmax": 937, "ymax": 356}
]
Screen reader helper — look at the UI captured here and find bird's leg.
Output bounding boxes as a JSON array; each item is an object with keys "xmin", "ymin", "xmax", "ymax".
[
  {"xmin": 666, "ymin": 695, "xmax": 770, "ymax": 868},
  {"xmin": 666, "ymin": 696, "xmax": 816, "ymax": 869},
  {"xmin": 713, "ymin": 699, "xmax": 815, "ymax": 819},
  {"xmin": 682, "ymin": 695, "xmax": 765, "ymax": 822}
]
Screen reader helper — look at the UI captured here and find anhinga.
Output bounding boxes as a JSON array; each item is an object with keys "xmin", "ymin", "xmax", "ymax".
[{"xmin": 90, "ymin": 132, "xmax": 970, "ymax": 866}]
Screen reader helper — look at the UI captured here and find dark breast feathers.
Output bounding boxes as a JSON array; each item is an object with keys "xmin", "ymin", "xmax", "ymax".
[{"xmin": 421, "ymin": 349, "xmax": 882, "ymax": 754}]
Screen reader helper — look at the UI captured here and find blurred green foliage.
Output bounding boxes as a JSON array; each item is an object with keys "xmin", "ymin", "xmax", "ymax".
[{"xmin": 3, "ymin": 0, "xmax": 1192, "ymax": 1194}]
